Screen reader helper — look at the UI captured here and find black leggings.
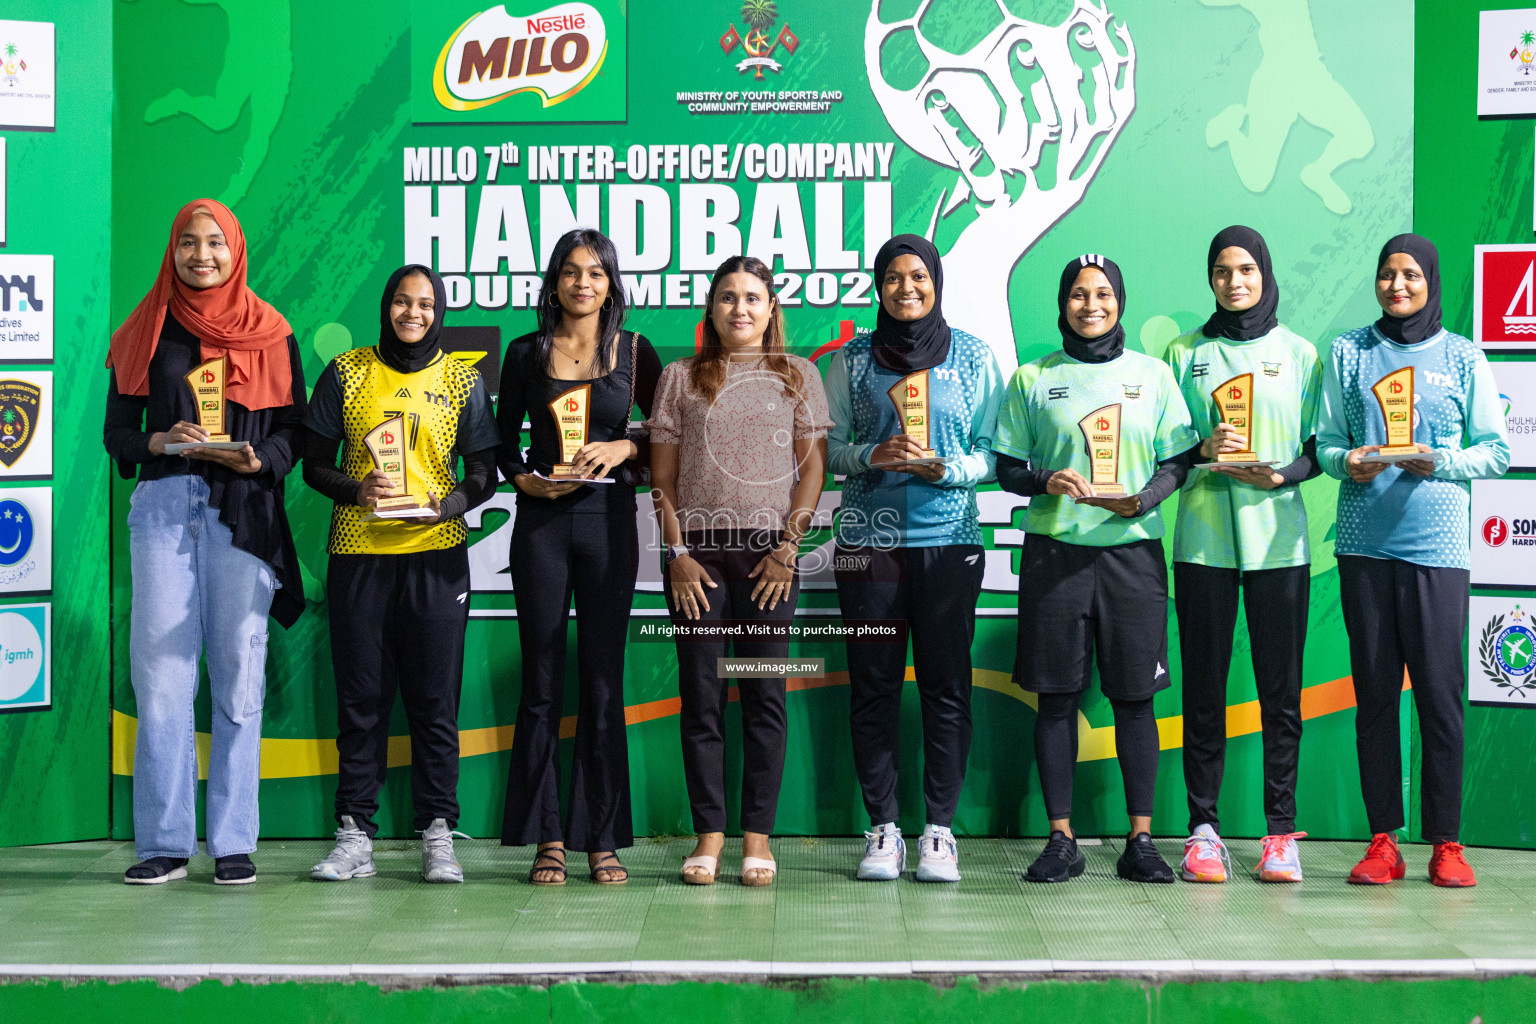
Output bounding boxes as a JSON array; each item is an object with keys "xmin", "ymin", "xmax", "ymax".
[{"xmin": 1035, "ymin": 692, "xmax": 1159, "ymax": 822}]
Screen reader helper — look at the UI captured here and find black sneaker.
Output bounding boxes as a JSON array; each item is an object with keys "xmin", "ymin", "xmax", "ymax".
[
  {"xmin": 124, "ymin": 856, "xmax": 189, "ymax": 885},
  {"xmin": 1117, "ymin": 833, "xmax": 1174, "ymax": 883},
  {"xmin": 1025, "ymin": 830, "xmax": 1086, "ymax": 883},
  {"xmin": 214, "ymin": 854, "xmax": 257, "ymax": 885}
]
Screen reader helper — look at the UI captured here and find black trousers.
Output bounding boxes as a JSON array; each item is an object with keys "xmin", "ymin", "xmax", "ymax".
[
  {"xmin": 835, "ymin": 543, "xmax": 985, "ymax": 827},
  {"xmin": 501, "ymin": 507, "xmax": 637, "ymax": 852},
  {"xmin": 1338, "ymin": 555, "xmax": 1469, "ymax": 842},
  {"xmin": 668, "ymin": 529, "xmax": 796, "ymax": 835},
  {"xmin": 327, "ymin": 546, "xmax": 469, "ymax": 836},
  {"xmin": 1175, "ymin": 561, "xmax": 1309, "ymax": 835}
]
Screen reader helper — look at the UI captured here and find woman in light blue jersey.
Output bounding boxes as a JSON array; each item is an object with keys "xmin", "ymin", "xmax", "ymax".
[
  {"xmin": 1319, "ymin": 233, "xmax": 1509, "ymax": 888},
  {"xmin": 825, "ymin": 235, "xmax": 1004, "ymax": 884}
]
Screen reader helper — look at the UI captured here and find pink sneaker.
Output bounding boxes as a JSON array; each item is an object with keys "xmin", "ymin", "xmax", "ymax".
[
  {"xmin": 1180, "ymin": 823, "xmax": 1229, "ymax": 883},
  {"xmin": 1255, "ymin": 831, "xmax": 1307, "ymax": 882}
]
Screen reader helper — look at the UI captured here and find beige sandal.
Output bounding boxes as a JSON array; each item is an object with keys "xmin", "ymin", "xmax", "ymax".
[
  {"xmin": 681, "ymin": 854, "xmax": 718, "ymax": 885},
  {"xmin": 740, "ymin": 856, "xmax": 777, "ymax": 887}
]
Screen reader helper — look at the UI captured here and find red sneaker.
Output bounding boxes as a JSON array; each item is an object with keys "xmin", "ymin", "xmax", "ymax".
[
  {"xmin": 1348, "ymin": 832, "xmax": 1406, "ymax": 884},
  {"xmin": 1428, "ymin": 841, "xmax": 1477, "ymax": 888}
]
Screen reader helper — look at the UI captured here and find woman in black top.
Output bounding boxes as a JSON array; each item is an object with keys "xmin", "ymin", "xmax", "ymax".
[
  {"xmin": 498, "ymin": 228, "xmax": 661, "ymax": 885},
  {"xmin": 103, "ymin": 199, "xmax": 307, "ymax": 886}
]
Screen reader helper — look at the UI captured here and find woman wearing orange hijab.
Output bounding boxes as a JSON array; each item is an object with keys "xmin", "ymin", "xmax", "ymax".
[{"xmin": 104, "ymin": 200, "xmax": 308, "ymax": 886}]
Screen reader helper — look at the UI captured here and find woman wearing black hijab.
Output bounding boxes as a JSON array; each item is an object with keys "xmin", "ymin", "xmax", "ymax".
[
  {"xmin": 1162, "ymin": 226, "xmax": 1323, "ymax": 885},
  {"xmin": 303, "ymin": 265, "xmax": 500, "ymax": 884},
  {"xmin": 825, "ymin": 235, "xmax": 1005, "ymax": 883},
  {"xmin": 1318, "ymin": 234, "xmax": 1508, "ymax": 888},
  {"xmin": 994, "ymin": 254, "xmax": 1200, "ymax": 885}
]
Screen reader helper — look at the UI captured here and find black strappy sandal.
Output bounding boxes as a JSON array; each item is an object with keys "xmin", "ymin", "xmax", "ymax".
[
  {"xmin": 589, "ymin": 852, "xmax": 628, "ymax": 885},
  {"xmin": 529, "ymin": 846, "xmax": 567, "ymax": 886}
]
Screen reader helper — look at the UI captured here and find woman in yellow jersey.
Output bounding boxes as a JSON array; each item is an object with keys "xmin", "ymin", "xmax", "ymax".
[{"xmin": 302, "ymin": 265, "xmax": 500, "ymax": 884}]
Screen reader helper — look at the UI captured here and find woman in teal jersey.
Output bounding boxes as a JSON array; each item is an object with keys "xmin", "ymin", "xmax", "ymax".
[
  {"xmin": 1164, "ymin": 226, "xmax": 1323, "ymax": 886},
  {"xmin": 826, "ymin": 235, "xmax": 1004, "ymax": 884},
  {"xmin": 995, "ymin": 253, "xmax": 1201, "ymax": 885},
  {"xmin": 1319, "ymin": 234, "xmax": 1508, "ymax": 888}
]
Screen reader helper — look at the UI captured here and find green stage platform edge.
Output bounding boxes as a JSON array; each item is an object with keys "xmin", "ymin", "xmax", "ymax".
[{"xmin": 2, "ymin": 837, "xmax": 1536, "ymax": 977}]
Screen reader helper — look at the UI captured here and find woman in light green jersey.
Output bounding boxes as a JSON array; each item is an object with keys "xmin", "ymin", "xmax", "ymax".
[{"xmin": 1163, "ymin": 225, "xmax": 1322, "ymax": 886}]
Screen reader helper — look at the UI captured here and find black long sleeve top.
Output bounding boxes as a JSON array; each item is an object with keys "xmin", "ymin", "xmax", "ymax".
[
  {"xmin": 102, "ymin": 312, "xmax": 308, "ymax": 627},
  {"xmin": 495, "ymin": 329, "xmax": 662, "ymax": 514}
]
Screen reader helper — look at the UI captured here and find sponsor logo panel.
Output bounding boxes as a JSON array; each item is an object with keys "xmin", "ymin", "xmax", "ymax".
[
  {"xmin": 1491, "ymin": 359, "xmax": 1536, "ymax": 471},
  {"xmin": 1470, "ymin": 595, "xmax": 1536, "ymax": 706},
  {"xmin": 413, "ymin": 0, "xmax": 626, "ymax": 123},
  {"xmin": 0, "ymin": 255, "xmax": 50, "ymax": 362},
  {"xmin": 1475, "ymin": 245, "xmax": 1536, "ymax": 351},
  {"xmin": 0, "ymin": 372, "xmax": 49, "ymax": 479},
  {"xmin": 0, "ymin": 601, "xmax": 48, "ymax": 712},
  {"xmin": 1473, "ymin": 479, "xmax": 1536, "ymax": 585},
  {"xmin": 0, "ymin": 20, "xmax": 55, "ymax": 131}
]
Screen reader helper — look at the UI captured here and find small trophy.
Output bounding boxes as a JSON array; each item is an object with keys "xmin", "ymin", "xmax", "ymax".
[
  {"xmin": 1211, "ymin": 374, "xmax": 1259, "ymax": 463},
  {"xmin": 1078, "ymin": 404, "xmax": 1125, "ymax": 495},
  {"xmin": 1361, "ymin": 367, "xmax": 1438, "ymax": 465},
  {"xmin": 164, "ymin": 357, "xmax": 248, "ymax": 452},
  {"xmin": 362, "ymin": 415, "xmax": 427, "ymax": 519},
  {"xmin": 1372, "ymin": 368, "xmax": 1417, "ymax": 455},
  {"xmin": 871, "ymin": 370, "xmax": 945, "ymax": 467},
  {"xmin": 548, "ymin": 384, "xmax": 592, "ymax": 479}
]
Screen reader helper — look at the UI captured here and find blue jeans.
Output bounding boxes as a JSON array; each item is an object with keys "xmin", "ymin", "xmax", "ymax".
[{"xmin": 127, "ymin": 474, "xmax": 276, "ymax": 859}]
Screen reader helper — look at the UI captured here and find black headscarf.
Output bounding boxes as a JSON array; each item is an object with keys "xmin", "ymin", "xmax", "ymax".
[
  {"xmin": 377, "ymin": 264, "xmax": 447, "ymax": 373},
  {"xmin": 1375, "ymin": 233, "xmax": 1443, "ymax": 346},
  {"xmin": 1057, "ymin": 254, "xmax": 1126, "ymax": 363},
  {"xmin": 871, "ymin": 234, "xmax": 951, "ymax": 372},
  {"xmin": 1201, "ymin": 225, "xmax": 1279, "ymax": 342}
]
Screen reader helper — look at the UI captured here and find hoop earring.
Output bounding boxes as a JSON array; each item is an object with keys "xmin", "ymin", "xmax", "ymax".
[
  {"xmin": 602, "ymin": 295, "xmax": 615, "ymax": 311},
  {"xmin": 547, "ymin": 292, "xmax": 561, "ymax": 308}
]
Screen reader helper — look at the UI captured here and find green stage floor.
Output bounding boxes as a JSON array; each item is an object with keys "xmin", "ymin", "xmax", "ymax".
[{"xmin": 2, "ymin": 837, "xmax": 1535, "ymax": 976}]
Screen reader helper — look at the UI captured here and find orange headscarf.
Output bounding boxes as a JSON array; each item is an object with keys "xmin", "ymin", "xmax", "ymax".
[{"xmin": 107, "ymin": 199, "xmax": 294, "ymax": 411}]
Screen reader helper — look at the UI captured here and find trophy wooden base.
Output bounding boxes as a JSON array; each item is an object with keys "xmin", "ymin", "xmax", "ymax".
[
  {"xmin": 534, "ymin": 469, "xmax": 615, "ymax": 485},
  {"xmin": 363, "ymin": 497, "xmax": 435, "ymax": 522},
  {"xmin": 1197, "ymin": 457, "xmax": 1281, "ymax": 470},
  {"xmin": 1081, "ymin": 483, "xmax": 1125, "ymax": 496},
  {"xmin": 870, "ymin": 450, "xmax": 945, "ymax": 468},
  {"xmin": 1360, "ymin": 448, "xmax": 1443, "ymax": 465},
  {"xmin": 163, "ymin": 438, "xmax": 245, "ymax": 453}
]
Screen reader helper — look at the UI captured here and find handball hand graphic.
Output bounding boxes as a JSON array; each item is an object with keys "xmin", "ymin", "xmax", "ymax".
[{"xmin": 866, "ymin": 0, "xmax": 1136, "ymax": 371}]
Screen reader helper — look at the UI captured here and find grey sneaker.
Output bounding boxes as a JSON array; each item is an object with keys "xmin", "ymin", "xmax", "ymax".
[
  {"xmin": 420, "ymin": 818, "xmax": 466, "ymax": 883},
  {"xmin": 311, "ymin": 815, "xmax": 375, "ymax": 881}
]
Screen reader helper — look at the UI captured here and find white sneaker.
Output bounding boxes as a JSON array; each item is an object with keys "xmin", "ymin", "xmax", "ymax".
[
  {"xmin": 915, "ymin": 824, "xmax": 960, "ymax": 882},
  {"xmin": 857, "ymin": 822, "xmax": 905, "ymax": 880}
]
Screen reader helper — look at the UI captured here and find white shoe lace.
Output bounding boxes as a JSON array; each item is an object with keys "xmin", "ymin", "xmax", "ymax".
[
  {"xmin": 922, "ymin": 828, "xmax": 956, "ymax": 860},
  {"xmin": 864, "ymin": 824, "xmax": 900, "ymax": 858},
  {"xmin": 1186, "ymin": 831, "xmax": 1230, "ymax": 872},
  {"xmin": 328, "ymin": 826, "xmax": 369, "ymax": 861}
]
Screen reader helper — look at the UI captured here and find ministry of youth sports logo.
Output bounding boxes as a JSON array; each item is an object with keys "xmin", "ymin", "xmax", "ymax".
[{"xmin": 1479, "ymin": 603, "xmax": 1536, "ymax": 699}]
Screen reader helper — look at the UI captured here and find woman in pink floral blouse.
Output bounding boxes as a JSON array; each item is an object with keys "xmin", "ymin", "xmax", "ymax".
[{"xmin": 646, "ymin": 255, "xmax": 830, "ymax": 887}]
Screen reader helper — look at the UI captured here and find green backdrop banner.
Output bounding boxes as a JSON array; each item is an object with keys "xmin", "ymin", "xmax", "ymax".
[{"xmin": 103, "ymin": 0, "xmax": 1423, "ymax": 843}]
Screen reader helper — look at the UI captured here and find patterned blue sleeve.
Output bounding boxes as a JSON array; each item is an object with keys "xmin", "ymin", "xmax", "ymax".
[
  {"xmin": 1435, "ymin": 355, "xmax": 1510, "ymax": 480},
  {"xmin": 1317, "ymin": 349, "xmax": 1354, "ymax": 480},
  {"xmin": 825, "ymin": 348, "xmax": 875, "ymax": 477},
  {"xmin": 939, "ymin": 348, "xmax": 1003, "ymax": 487}
]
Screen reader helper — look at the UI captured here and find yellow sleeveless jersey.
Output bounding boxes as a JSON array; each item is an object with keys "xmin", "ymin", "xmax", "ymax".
[{"xmin": 327, "ymin": 347, "xmax": 485, "ymax": 555}]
